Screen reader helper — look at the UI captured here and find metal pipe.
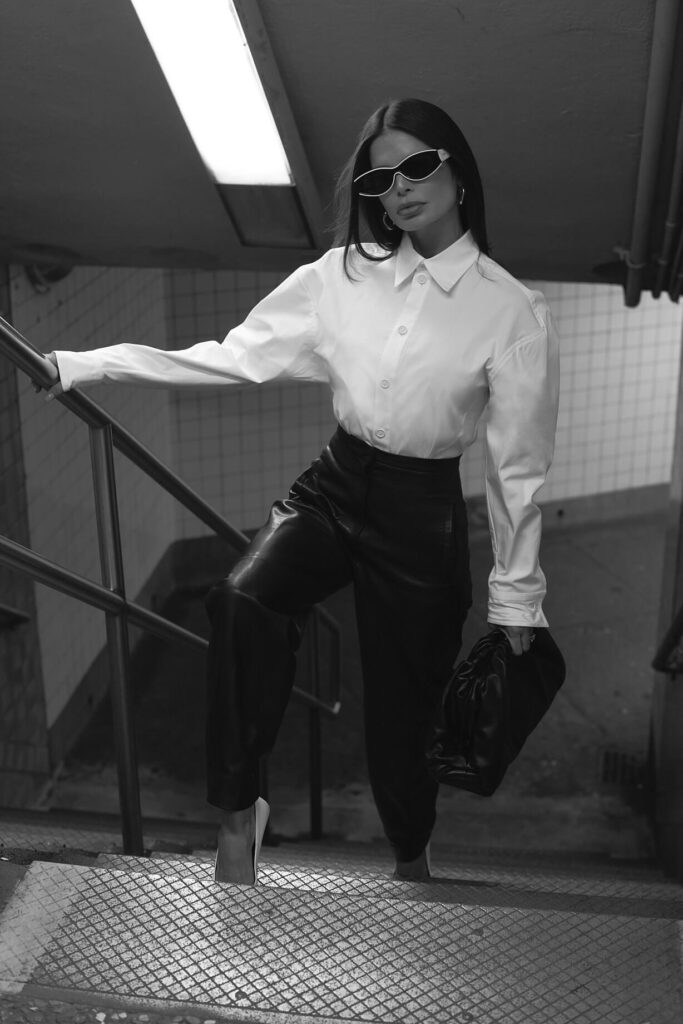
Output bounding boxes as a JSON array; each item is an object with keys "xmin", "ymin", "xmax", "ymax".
[
  {"xmin": 90, "ymin": 425, "xmax": 127, "ymax": 594},
  {"xmin": 90, "ymin": 425, "xmax": 143, "ymax": 855},
  {"xmin": 0, "ymin": 533, "xmax": 124, "ymax": 613},
  {"xmin": 126, "ymin": 603, "xmax": 207, "ymax": 652},
  {"xmin": 0, "ymin": 530, "xmax": 203, "ymax": 647},
  {"xmin": 331, "ymin": 618, "xmax": 342, "ymax": 709},
  {"xmin": 624, "ymin": 0, "xmax": 681, "ymax": 307},
  {"xmin": 108, "ymin": 420, "xmax": 249, "ymax": 550},
  {"xmin": 308, "ymin": 616, "xmax": 323, "ymax": 840},
  {"xmin": 653, "ymin": 93, "xmax": 683, "ymax": 297},
  {"xmin": 0, "ymin": 313, "xmax": 60, "ymax": 386},
  {"xmin": 668, "ymin": 221, "xmax": 683, "ymax": 302},
  {"xmin": 66, "ymin": 388, "xmax": 248, "ymax": 550},
  {"xmin": 313, "ymin": 604, "xmax": 342, "ymax": 708},
  {"xmin": 652, "ymin": 315, "xmax": 683, "ymax": 879},
  {"xmin": 0, "ymin": 533, "xmax": 340, "ymax": 716}
]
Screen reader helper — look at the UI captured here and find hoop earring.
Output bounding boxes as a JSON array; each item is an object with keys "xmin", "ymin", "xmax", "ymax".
[
  {"xmin": 457, "ymin": 185, "xmax": 466, "ymax": 206},
  {"xmin": 383, "ymin": 211, "xmax": 397, "ymax": 231}
]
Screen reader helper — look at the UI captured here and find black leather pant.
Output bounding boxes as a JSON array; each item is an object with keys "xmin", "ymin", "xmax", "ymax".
[{"xmin": 205, "ymin": 426, "xmax": 472, "ymax": 862}]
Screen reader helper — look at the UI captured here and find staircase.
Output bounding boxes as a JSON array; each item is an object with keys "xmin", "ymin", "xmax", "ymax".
[{"xmin": 1, "ymin": 815, "xmax": 682, "ymax": 1023}]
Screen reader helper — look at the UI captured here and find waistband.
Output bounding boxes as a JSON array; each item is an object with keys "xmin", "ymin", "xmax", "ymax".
[{"xmin": 330, "ymin": 426, "xmax": 461, "ymax": 476}]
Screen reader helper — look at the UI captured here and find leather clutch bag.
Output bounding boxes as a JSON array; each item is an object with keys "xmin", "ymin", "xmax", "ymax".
[{"xmin": 426, "ymin": 627, "xmax": 566, "ymax": 796}]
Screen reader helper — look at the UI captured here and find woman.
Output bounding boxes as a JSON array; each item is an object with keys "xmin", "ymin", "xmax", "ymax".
[{"xmin": 43, "ymin": 98, "xmax": 559, "ymax": 886}]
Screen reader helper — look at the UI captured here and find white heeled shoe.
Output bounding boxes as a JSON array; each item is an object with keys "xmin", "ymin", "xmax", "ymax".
[
  {"xmin": 252, "ymin": 796, "xmax": 270, "ymax": 882},
  {"xmin": 214, "ymin": 796, "xmax": 270, "ymax": 885}
]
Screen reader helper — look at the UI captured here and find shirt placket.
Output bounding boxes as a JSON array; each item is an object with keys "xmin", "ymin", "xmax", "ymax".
[{"xmin": 372, "ymin": 270, "xmax": 431, "ymax": 445}]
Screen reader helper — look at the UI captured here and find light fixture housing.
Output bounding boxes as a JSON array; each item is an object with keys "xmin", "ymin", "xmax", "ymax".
[{"xmin": 129, "ymin": 0, "xmax": 293, "ymax": 186}]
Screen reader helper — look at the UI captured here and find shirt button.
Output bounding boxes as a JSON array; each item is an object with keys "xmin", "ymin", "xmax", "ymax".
[
  {"xmin": 375, "ymin": 429, "xmax": 386, "ymax": 439},
  {"xmin": 398, "ymin": 326, "xmax": 408, "ymax": 335},
  {"xmin": 380, "ymin": 379, "xmax": 390, "ymax": 389},
  {"xmin": 417, "ymin": 274, "xmax": 427, "ymax": 284}
]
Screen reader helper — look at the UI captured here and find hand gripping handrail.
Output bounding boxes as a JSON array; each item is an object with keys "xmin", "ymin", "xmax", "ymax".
[{"xmin": 0, "ymin": 313, "xmax": 341, "ymax": 852}]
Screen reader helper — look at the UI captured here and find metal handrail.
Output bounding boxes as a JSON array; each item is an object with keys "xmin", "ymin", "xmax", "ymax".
[
  {"xmin": 0, "ymin": 532, "xmax": 340, "ymax": 717},
  {"xmin": 0, "ymin": 313, "xmax": 341, "ymax": 851}
]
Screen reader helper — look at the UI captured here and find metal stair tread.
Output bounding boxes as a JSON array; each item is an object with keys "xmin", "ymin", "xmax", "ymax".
[
  {"xmin": 1, "ymin": 859, "xmax": 681, "ymax": 1024},
  {"xmin": 0, "ymin": 811, "xmax": 669, "ymax": 875},
  {"xmin": 93, "ymin": 849, "xmax": 683, "ymax": 921},
  {"xmin": 3, "ymin": 813, "xmax": 679, "ymax": 899},
  {"xmin": 238, "ymin": 836, "xmax": 679, "ymax": 888}
]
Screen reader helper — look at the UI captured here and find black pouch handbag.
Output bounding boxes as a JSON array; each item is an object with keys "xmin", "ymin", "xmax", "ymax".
[{"xmin": 426, "ymin": 627, "xmax": 566, "ymax": 796}]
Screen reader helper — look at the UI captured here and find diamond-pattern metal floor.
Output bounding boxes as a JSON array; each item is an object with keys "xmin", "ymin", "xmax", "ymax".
[
  {"xmin": 163, "ymin": 841, "xmax": 683, "ymax": 901},
  {"xmin": 97, "ymin": 851, "xmax": 683, "ymax": 921},
  {"xmin": 0, "ymin": 857, "xmax": 681, "ymax": 1024}
]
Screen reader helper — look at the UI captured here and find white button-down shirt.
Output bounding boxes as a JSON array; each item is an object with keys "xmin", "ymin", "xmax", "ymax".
[{"xmin": 55, "ymin": 230, "xmax": 559, "ymax": 627}]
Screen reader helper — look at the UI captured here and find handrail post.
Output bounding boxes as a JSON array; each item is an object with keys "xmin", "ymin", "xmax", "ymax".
[
  {"xmin": 309, "ymin": 614, "xmax": 323, "ymax": 840},
  {"xmin": 89, "ymin": 423, "xmax": 144, "ymax": 855}
]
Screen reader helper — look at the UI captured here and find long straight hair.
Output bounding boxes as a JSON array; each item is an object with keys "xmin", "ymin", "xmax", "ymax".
[{"xmin": 332, "ymin": 98, "xmax": 490, "ymax": 278}]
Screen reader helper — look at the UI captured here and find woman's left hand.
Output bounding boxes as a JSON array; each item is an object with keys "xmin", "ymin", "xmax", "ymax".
[{"xmin": 490, "ymin": 624, "xmax": 535, "ymax": 656}]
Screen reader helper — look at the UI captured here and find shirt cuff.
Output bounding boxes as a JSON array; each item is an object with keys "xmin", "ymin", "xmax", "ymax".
[
  {"xmin": 487, "ymin": 595, "xmax": 549, "ymax": 628},
  {"xmin": 53, "ymin": 351, "xmax": 83, "ymax": 392}
]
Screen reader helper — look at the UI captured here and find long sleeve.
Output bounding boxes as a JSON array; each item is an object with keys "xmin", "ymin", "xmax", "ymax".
[
  {"xmin": 484, "ymin": 310, "xmax": 560, "ymax": 627},
  {"xmin": 54, "ymin": 264, "xmax": 327, "ymax": 392}
]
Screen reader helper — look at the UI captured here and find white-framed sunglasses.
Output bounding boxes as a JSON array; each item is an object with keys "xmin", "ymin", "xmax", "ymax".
[{"xmin": 353, "ymin": 148, "xmax": 451, "ymax": 197}]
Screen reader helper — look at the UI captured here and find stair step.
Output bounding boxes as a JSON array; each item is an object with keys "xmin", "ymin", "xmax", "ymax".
[
  {"xmin": 0, "ymin": 811, "xmax": 218, "ymax": 863},
  {"xmin": 94, "ymin": 847, "xmax": 683, "ymax": 921},
  {"xmin": 0, "ymin": 808, "xmax": 669, "ymax": 878},
  {"xmin": 242, "ymin": 836, "xmax": 675, "ymax": 887},
  {"xmin": 1, "ymin": 859, "xmax": 681, "ymax": 1024}
]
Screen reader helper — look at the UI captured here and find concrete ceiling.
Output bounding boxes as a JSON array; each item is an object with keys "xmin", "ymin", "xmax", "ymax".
[{"xmin": 1, "ymin": 0, "xmax": 682, "ymax": 297}]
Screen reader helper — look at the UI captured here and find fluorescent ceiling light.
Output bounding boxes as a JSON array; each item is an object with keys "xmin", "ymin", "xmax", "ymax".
[{"xmin": 130, "ymin": 0, "xmax": 293, "ymax": 185}]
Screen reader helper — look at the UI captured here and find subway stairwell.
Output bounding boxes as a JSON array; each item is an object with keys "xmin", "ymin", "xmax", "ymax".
[{"xmin": 2, "ymin": 304, "xmax": 683, "ymax": 1023}]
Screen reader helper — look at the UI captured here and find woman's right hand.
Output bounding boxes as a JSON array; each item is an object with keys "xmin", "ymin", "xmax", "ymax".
[{"xmin": 33, "ymin": 352, "xmax": 64, "ymax": 401}]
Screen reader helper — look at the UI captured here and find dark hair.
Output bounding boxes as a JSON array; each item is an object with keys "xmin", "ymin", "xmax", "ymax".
[{"xmin": 332, "ymin": 98, "xmax": 490, "ymax": 278}]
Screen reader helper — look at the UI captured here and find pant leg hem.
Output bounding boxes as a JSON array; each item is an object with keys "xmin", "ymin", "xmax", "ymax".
[{"xmin": 207, "ymin": 770, "xmax": 260, "ymax": 812}]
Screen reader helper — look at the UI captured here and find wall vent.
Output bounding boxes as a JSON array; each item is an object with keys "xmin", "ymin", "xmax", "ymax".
[{"xmin": 599, "ymin": 749, "xmax": 645, "ymax": 790}]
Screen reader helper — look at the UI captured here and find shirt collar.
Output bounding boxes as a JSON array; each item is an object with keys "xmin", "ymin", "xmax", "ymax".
[{"xmin": 393, "ymin": 229, "xmax": 480, "ymax": 291}]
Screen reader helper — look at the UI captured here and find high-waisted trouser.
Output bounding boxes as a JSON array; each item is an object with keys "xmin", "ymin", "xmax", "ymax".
[{"xmin": 205, "ymin": 426, "xmax": 472, "ymax": 862}]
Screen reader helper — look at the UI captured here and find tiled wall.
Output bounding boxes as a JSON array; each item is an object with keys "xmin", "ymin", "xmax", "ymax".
[
  {"xmin": 10, "ymin": 265, "xmax": 176, "ymax": 727},
  {"xmin": 461, "ymin": 280, "xmax": 683, "ymax": 501},
  {"xmin": 168, "ymin": 267, "xmax": 683, "ymax": 534},
  {"xmin": 167, "ymin": 269, "xmax": 336, "ymax": 538},
  {"xmin": 541, "ymin": 281, "xmax": 682, "ymax": 498}
]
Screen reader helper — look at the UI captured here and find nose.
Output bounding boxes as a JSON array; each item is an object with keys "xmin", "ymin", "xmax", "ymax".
[{"xmin": 393, "ymin": 173, "xmax": 413, "ymax": 195}]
